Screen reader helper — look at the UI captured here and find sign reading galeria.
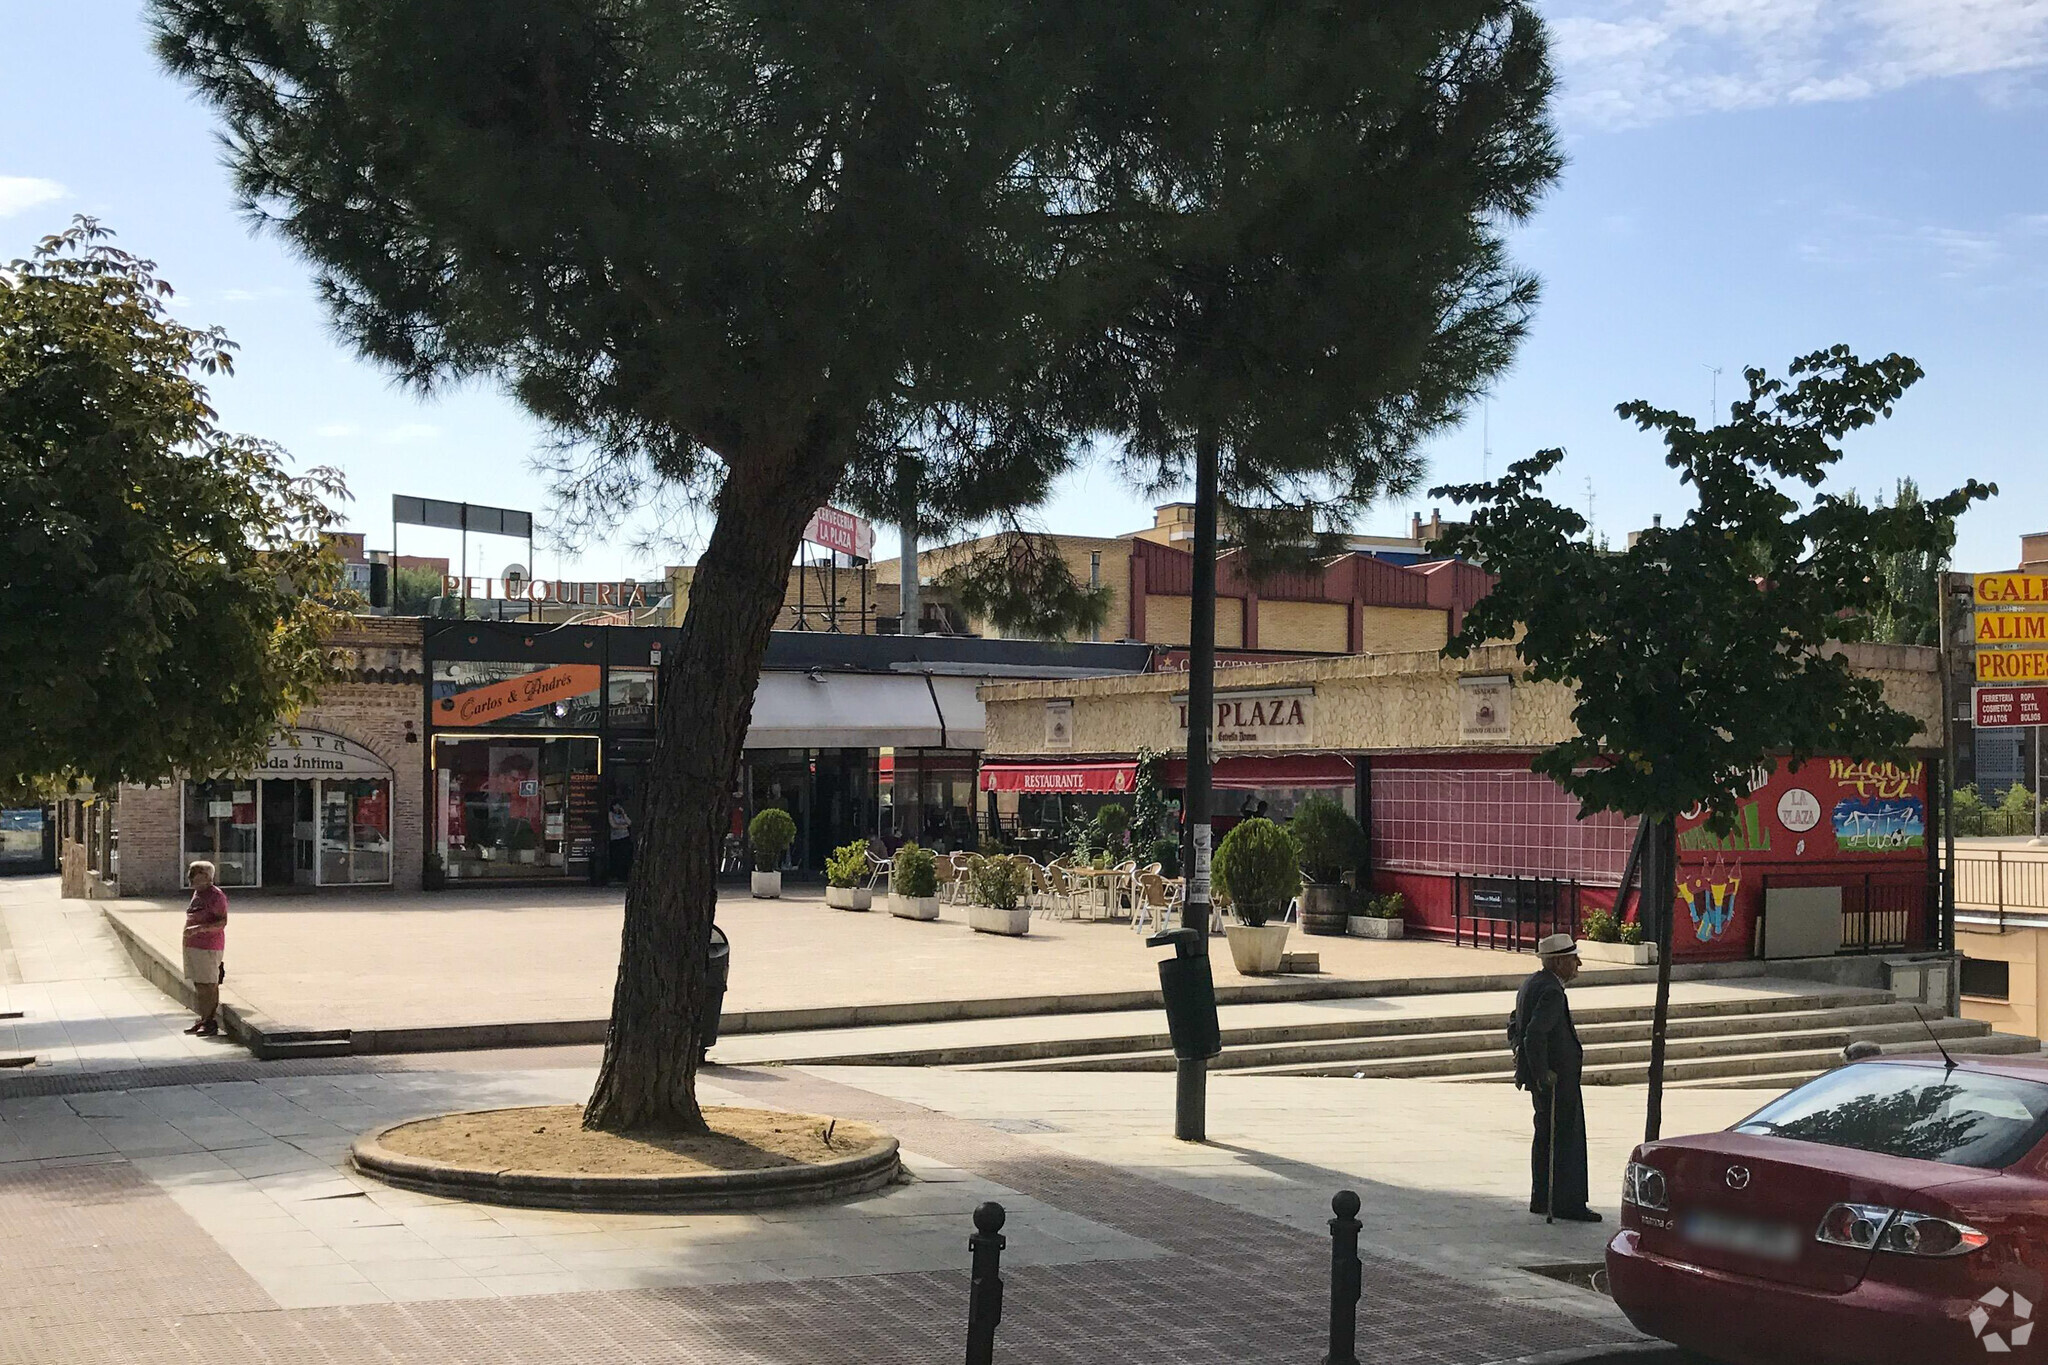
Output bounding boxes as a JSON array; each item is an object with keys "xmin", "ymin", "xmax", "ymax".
[
  {"xmin": 1975, "ymin": 572, "xmax": 2048, "ymax": 607},
  {"xmin": 1172, "ymin": 687, "xmax": 1313, "ymax": 748}
]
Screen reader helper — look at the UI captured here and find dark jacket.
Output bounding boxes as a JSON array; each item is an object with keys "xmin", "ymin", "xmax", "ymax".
[{"xmin": 1512, "ymin": 967, "xmax": 1583, "ymax": 1090}]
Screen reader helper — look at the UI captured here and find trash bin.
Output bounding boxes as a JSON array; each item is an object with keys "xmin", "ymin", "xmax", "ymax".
[
  {"xmin": 1147, "ymin": 927, "xmax": 1221, "ymax": 1061},
  {"xmin": 700, "ymin": 924, "xmax": 730, "ymax": 1061}
]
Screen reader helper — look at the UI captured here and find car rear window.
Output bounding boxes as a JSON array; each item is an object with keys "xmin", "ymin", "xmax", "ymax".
[{"xmin": 1734, "ymin": 1064, "xmax": 2048, "ymax": 1169}]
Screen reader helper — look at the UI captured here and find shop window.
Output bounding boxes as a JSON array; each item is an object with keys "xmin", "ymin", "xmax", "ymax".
[
  {"xmin": 435, "ymin": 736, "xmax": 600, "ymax": 880},
  {"xmin": 1961, "ymin": 957, "xmax": 2011, "ymax": 1002},
  {"xmin": 608, "ymin": 667, "xmax": 657, "ymax": 728},
  {"xmin": 431, "ymin": 660, "xmax": 602, "ymax": 729},
  {"xmin": 183, "ymin": 780, "xmax": 260, "ymax": 887},
  {"xmin": 320, "ymin": 779, "xmax": 393, "ymax": 885}
]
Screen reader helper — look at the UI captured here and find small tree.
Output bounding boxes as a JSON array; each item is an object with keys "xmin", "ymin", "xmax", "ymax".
[
  {"xmin": 747, "ymin": 808, "xmax": 796, "ymax": 873},
  {"xmin": 1288, "ymin": 796, "xmax": 1364, "ymax": 886},
  {"xmin": 1, "ymin": 220, "xmax": 349, "ymax": 796},
  {"xmin": 1213, "ymin": 818, "xmax": 1301, "ymax": 927},
  {"xmin": 1432, "ymin": 347, "xmax": 1991, "ymax": 1141}
]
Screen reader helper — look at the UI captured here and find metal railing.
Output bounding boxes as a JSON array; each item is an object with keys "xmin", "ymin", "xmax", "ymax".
[
  {"xmin": 1952, "ymin": 853, "xmax": 2048, "ymax": 921},
  {"xmin": 1451, "ymin": 874, "xmax": 1580, "ymax": 952}
]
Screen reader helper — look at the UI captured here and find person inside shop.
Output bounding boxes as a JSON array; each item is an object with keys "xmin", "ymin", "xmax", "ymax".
[
  {"xmin": 607, "ymin": 801, "xmax": 635, "ymax": 883},
  {"xmin": 1510, "ymin": 934, "xmax": 1599, "ymax": 1223},
  {"xmin": 181, "ymin": 860, "xmax": 229, "ymax": 1038}
]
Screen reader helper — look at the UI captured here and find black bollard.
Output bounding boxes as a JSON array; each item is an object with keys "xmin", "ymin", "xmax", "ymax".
[
  {"xmin": 1325, "ymin": 1190, "xmax": 1362, "ymax": 1365},
  {"xmin": 966, "ymin": 1200, "xmax": 1007, "ymax": 1365}
]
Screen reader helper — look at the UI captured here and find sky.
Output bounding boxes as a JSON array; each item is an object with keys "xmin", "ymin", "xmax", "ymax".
[{"xmin": 3, "ymin": 1, "xmax": 2044, "ymax": 579}]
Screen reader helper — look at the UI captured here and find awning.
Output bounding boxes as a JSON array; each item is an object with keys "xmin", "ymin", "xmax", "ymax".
[
  {"xmin": 1163, "ymin": 754, "xmax": 1356, "ymax": 790},
  {"xmin": 980, "ymin": 761, "xmax": 1138, "ymax": 794},
  {"xmin": 744, "ymin": 672, "xmax": 987, "ymax": 751}
]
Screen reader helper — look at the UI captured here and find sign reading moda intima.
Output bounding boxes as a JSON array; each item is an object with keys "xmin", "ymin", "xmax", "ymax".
[{"xmin": 443, "ymin": 576, "xmax": 652, "ymax": 608}]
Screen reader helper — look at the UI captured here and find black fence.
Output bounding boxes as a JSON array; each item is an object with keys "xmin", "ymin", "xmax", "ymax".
[{"xmin": 1451, "ymin": 874, "xmax": 1582, "ymax": 953}]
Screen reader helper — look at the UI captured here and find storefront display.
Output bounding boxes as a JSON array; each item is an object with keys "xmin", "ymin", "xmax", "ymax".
[
  {"xmin": 433, "ymin": 735, "xmax": 600, "ymax": 881},
  {"xmin": 180, "ymin": 729, "xmax": 396, "ymax": 889}
]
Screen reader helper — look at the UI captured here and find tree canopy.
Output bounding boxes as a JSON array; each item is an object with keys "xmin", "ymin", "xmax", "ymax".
[
  {"xmin": 0, "ymin": 220, "xmax": 349, "ymax": 801},
  {"xmin": 1433, "ymin": 347, "xmax": 1991, "ymax": 831}
]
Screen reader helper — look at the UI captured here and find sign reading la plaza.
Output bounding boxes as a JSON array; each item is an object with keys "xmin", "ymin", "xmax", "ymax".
[{"xmin": 1172, "ymin": 687, "xmax": 1314, "ymax": 749}]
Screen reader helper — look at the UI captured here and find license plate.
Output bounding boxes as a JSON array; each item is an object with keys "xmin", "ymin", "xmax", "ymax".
[{"xmin": 1680, "ymin": 1210, "xmax": 1801, "ymax": 1263}]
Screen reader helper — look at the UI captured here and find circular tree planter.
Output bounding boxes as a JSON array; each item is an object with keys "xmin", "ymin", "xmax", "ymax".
[{"xmin": 351, "ymin": 1105, "xmax": 900, "ymax": 1213}]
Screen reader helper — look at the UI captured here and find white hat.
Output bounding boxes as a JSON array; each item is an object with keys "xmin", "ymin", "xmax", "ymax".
[{"xmin": 1535, "ymin": 933, "xmax": 1579, "ymax": 959}]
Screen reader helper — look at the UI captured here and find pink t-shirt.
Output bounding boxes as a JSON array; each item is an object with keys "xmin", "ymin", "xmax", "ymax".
[{"xmin": 184, "ymin": 884, "xmax": 228, "ymax": 952}]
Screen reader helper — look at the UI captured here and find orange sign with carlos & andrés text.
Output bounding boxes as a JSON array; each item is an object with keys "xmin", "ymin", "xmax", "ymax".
[{"xmin": 437, "ymin": 665, "xmax": 601, "ymax": 726}]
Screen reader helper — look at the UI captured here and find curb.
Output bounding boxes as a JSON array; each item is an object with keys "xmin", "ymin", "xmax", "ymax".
[
  {"xmin": 1491, "ymin": 1345, "xmax": 1682, "ymax": 1365},
  {"xmin": 349, "ymin": 1107, "xmax": 902, "ymax": 1212}
]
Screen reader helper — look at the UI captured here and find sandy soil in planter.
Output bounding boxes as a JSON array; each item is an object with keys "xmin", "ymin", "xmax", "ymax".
[{"xmin": 374, "ymin": 1105, "xmax": 889, "ymax": 1177}]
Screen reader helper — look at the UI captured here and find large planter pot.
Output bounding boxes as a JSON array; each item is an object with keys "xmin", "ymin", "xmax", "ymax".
[
  {"xmin": 1224, "ymin": 922, "xmax": 1291, "ymax": 975},
  {"xmin": 968, "ymin": 904, "xmax": 1031, "ymax": 937},
  {"xmin": 825, "ymin": 885, "xmax": 873, "ymax": 911},
  {"xmin": 750, "ymin": 871, "xmax": 783, "ymax": 899},
  {"xmin": 1579, "ymin": 940, "xmax": 1657, "ymax": 965},
  {"xmin": 890, "ymin": 894, "xmax": 941, "ymax": 921},
  {"xmin": 1299, "ymin": 883, "xmax": 1349, "ymax": 937},
  {"xmin": 1347, "ymin": 915, "xmax": 1405, "ymax": 939}
]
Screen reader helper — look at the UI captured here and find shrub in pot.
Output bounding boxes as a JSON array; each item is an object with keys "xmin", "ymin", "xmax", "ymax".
[
  {"xmin": 1619, "ymin": 920, "xmax": 1643, "ymax": 946},
  {"xmin": 748, "ymin": 807, "xmax": 796, "ymax": 898},
  {"xmin": 1147, "ymin": 837, "xmax": 1180, "ymax": 879},
  {"xmin": 825, "ymin": 840, "xmax": 872, "ymax": 911},
  {"xmin": 1288, "ymin": 796, "xmax": 1363, "ymax": 936},
  {"xmin": 967, "ymin": 855, "xmax": 1032, "ymax": 936},
  {"xmin": 890, "ymin": 842, "xmax": 941, "ymax": 920},
  {"xmin": 1581, "ymin": 907, "xmax": 1621, "ymax": 943},
  {"xmin": 1214, "ymin": 817, "xmax": 1300, "ymax": 974},
  {"xmin": 1349, "ymin": 891, "xmax": 1407, "ymax": 939}
]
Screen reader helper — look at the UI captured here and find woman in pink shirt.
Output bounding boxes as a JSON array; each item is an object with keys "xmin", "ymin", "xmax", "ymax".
[{"xmin": 182, "ymin": 860, "xmax": 228, "ymax": 1037}]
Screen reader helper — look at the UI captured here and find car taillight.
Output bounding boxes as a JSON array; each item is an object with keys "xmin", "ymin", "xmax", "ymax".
[
  {"xmin": 1816, "ymin": 1202, "xmax": 1894, "ymax": 1249},
  {"xmin": 1623, "ymin": 1162, "xmax": 1667, "ymax": 1211},
  {"xmin": 1878, "ymin": 1212, "xmax": 1989, "ymax": 1258},
  {"xmin": 1814, "ymin": 1204, "xmax": 1990, "ymax": 1257}
]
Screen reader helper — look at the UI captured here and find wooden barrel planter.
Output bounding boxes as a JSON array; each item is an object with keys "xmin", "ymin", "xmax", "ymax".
[{"xmin": 1299, "ymin": 883, "xmax": 1350, "ymax": 936}]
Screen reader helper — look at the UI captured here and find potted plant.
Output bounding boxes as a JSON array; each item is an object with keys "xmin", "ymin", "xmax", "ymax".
[
  {"xmin": 1090, "ymin": 803, "xmax": 1132, "ymax": 862},
  {"xmin": 748, "ymin": 807, "xmax": 796, "ymax": 898},
  {"xmin": 1348, "ymin": 892, "xmax": 1407, "ymax": 939},
  {"xmin": 1288, "ymin": 796, "xmax": 1364, "ymax": 936},
  {"xmin": 1147, "ymin": 837, "xmax": 1180, "ymax": 879},
  {"xmin": 1214, "ymin": 817, "xmax": 1299, "ymax": 975},
  {"xmin": 966, "ymin": 855, "xmax": 1032, "ymax": 936},
  {"xmin": 825, "ymin": 840, "xmax": 873, "ymax": 910},
  {"xmin": 1579, "ymin": 908, "xmax": 1657, "ymax": 964},
  {"xmin": 507, "ymin": 820, "xmax": 540, "ymax": 865},
  {"xmin": 889, "ymin": 842, "xmax": 940, "ymax": 920}
]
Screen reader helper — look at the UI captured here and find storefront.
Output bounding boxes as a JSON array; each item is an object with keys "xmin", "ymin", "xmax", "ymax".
[
  {"xmin": 977, "ymin": 642, "xmax": 1944, "ymax": 961},
  {"xmin": 182, "ymin": 728, "xmax": 396, "ymax": 889}
]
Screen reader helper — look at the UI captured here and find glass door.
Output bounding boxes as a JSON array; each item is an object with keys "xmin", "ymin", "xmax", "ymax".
[{"xmin": 318, "ymin": 779, "xmax": 393, "ymax": 885}]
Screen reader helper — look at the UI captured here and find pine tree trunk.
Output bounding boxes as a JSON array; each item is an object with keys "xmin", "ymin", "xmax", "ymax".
[{"xmin": 583, "ymin": 450, "xmax": 838, "ymax": 1134}]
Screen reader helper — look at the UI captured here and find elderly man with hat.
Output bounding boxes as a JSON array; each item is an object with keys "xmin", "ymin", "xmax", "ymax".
[{"xmin": 1512, "ymin": 932, "xmax": 1600, "ymax": 1223}]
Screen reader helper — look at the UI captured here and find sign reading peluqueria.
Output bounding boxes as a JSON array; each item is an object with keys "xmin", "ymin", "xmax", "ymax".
[{"xmin": 1172, "ymin": 688, "xmax": 1313, "ymax": 748}]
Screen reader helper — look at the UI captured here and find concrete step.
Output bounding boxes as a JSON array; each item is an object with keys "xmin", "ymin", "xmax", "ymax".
[
  {"xmin": 1220, "ymin": 1015, "xmax": 1996, "ymax": 1081},
  {"xmin": 823, "ymin": 987, "xmax": 1894, "ymax": 1071},
  {"xmin": 972, "ymin": 1003, "xmax": 1954, "ymax": 1077}
]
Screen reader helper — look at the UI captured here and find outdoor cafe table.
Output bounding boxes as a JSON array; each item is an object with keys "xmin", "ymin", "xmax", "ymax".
[{"xmin": 1065, "ymin": 865, "xmax": 1132, "ymax": 919}]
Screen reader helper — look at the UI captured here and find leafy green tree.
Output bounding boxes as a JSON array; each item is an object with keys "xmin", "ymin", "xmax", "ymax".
[
  {"xmin": 1432, "ymin": 347, "xmax": 1991, "ymax": 1139},
  {"xmin": 1, "ymin": 220, "xmax": 349, "ymax": 798},
  {"xmin": 390, "ymin": 565, "xmax": 452, "ymax": 617},
  {"xmin": 1995, "ymin": 782, "xmax": 2039, "ymax": 838},
  {"xmin": 1951, "ymin": 784, "xmax": 1989, "ymax": 838},
  {"xmin": 1842, "ymin": 478, "xmax": 1948, "ymax": 646}
]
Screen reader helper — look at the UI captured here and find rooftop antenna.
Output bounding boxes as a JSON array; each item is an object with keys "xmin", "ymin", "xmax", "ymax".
[
  {"xmin": 1704, "ymin": 364, "xmax": 1724, "ymax": 424},
  {"xmin": 1912, "ymin": 1006, "xmax": 1959, "ymax": 1074},
  {"xmin": 1482, "ymin": 400, "xmax": 1491, "ymax": 482},
  {"xmin": 1586, "ymin": 476, "xmax": 1596, "ymax": 542}
]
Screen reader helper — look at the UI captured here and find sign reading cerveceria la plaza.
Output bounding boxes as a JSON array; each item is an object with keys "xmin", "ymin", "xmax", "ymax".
[{"xmin": 1173, "ymin": 688, "xmax": 1314, "ymax": 748}]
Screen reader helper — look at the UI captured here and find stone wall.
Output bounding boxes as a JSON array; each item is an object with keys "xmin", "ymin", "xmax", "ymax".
[{"xmin": 981, "ymin": 641, "xmax": 1944, "ymax": 760}]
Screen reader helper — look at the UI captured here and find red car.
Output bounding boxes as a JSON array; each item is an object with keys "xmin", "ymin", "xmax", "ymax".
[{"xmin": 1608, "ymin": 1057, "xmax": 2048, "ymax": 1365}]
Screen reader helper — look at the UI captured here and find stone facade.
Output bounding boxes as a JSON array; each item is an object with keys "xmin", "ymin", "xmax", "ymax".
[
  {"xmin": 84, "ymin": 619, "xmax": 427, "ymax": 897},
  {"xmin": 981, "ymin": 641, "xmax": 1944, "ymax": 761}
]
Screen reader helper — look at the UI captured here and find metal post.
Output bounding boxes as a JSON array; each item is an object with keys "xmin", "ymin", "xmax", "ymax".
[
  {"xmin": 1939, "ymin": 577, "xmax": 1957, "ymax": 951},
  {"xmin": 1175, "ymin": 411, "xmax": 1220, "ymax": 1144},
  {"xmin": 1325, "ymin": 1190, "xmax": 1362, "ymax": 1365},
  {"xmin": 965, "ymin": 1201, "xmax": 1005, "ymax": 1365}
]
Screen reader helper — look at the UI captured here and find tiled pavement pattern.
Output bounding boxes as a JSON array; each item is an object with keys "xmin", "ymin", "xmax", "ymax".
[{"xmin": 2, "ymin": 1057, "xmax": 1643, "ymax": 1365}]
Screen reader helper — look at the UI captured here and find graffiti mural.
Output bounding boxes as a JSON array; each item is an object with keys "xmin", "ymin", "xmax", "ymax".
[{"xmin": 1676, "ymin": 856, "xmax": 1742, "ymax": 943}]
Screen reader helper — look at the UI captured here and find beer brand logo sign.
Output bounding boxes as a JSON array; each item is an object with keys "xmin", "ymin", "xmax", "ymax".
[{"xmin": 1172, "ymin": 688, "xmax": 1313, "ymax": 749}]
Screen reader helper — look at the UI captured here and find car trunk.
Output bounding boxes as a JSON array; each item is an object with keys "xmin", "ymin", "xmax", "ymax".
[{"xmin": 1637, "ymin": 1132, "xmax": 1994, "ymax": 1293}]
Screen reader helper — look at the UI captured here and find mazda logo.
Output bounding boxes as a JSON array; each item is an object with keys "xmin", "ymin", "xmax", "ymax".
[{"xmin": 1725, "ymin": 1165, "xmax": 1752, "ymax": 1191}]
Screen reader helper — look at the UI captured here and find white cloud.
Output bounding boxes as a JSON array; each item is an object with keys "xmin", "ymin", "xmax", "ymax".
[
  {"xmin": 0, "ymin": 176, "xmax": 67, "ymax": 218},
  {"xmin": 1794, "ymin": 205, "xmax": 2046, "ymax": 281},
  {"xmin": 1549, "ymin": 0, "xmax": 2048, "ymax": 129},
  {"xmin": 220, "ymin": 286, "xmax": 290, "ymax": 303}
]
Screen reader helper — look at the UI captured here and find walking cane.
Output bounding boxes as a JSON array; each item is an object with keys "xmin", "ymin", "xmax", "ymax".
[{"xmin": 1545, "ymin": 1083, "xmax": 1557, "ymax": 1226}]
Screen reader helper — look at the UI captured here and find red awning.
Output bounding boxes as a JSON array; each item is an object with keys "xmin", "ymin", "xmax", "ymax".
[
  {"xmin": 1163, "ymin": 754, "xmax": 1356, "ymax": 790},
  {"xmin": 979, "ymin": 762, "xmax": 1138, "ymax": 795}
]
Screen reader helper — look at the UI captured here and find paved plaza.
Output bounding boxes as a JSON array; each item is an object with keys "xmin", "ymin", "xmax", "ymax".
[
  {"xmin": 2, "ymin": 874, "xmax": 1770, "ymax": 1362},
  {"xmin": 99, "ymin": 881, "xmax": 1650, "ymax": 1046}
]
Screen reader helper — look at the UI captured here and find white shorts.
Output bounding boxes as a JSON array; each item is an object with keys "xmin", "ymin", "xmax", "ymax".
[{"xmin": 183, "ymin": 946, "xmax": 224, "ymax": 987}]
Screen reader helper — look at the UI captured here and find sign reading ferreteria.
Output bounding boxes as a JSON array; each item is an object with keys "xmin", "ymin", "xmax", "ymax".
[
  {"xmin": 1976, "ymin": 686, "xmax": 2048, "ymax": 730},
  {"xmin": 1172, "ymin": 687, "xmax": 1313, "ymax": 748},
  {"xmin": 443, "ymin": 575, "xmax": 651, "ymax": 608}
]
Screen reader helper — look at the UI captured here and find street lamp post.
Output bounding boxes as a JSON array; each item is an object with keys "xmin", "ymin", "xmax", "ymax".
[{"xmin": 1175, "ymin": 416, "xmax": 1221, "ymax": 1142}]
